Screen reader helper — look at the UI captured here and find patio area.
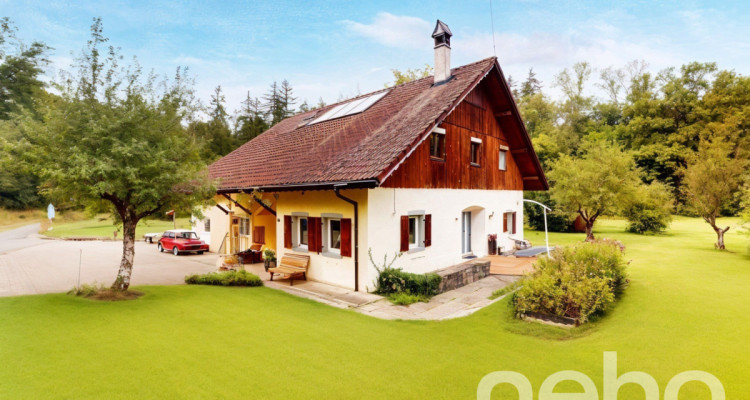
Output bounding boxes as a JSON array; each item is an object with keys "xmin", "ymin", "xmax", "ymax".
[
  {"xmin": 236, "ymin": 261, "xmax": 521, "ymax": 320},
  {"xmin": 482, "ymin": 255, "xmax": 537, "ymax": 276}
]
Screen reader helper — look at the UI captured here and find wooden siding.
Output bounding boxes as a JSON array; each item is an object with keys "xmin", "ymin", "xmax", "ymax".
[{"xmin": 382, "ymin": 82, "xmax": 524, "ymax": 190}]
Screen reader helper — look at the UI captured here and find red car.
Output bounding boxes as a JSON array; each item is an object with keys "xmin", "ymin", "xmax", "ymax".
[{"xmin": 158, "ymin": 230, "xmax": 209, "ymax": 256}]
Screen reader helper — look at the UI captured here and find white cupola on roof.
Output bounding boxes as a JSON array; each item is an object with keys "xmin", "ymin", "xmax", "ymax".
[{"xmin": 432, "ymin": 19, "xmax": 453, "ymax": 85}]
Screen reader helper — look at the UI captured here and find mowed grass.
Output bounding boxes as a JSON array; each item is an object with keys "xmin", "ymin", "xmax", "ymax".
[
  {"xmin": 43, "ymin": 215, "xmax": 191, "ymax": 239},
  {"xmin": 1, "ymin": 217, "xmax": 749, "ymax": 399}
]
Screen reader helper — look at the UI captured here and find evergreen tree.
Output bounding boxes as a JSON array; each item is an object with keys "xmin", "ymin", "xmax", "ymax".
[
  {"xmin": 235, "ymin": 91, "xmax": 268, "ymax": 144},
  {"xmin": 520, "ymin": 68, "xmax": 542, "ymax": 98},
  {"xmin": 264, "ymin": 81, "xmax": 285, "ymax": 126},
  {"xmin": 279, "ymin": 79, "xmax": 296, "ymax": 119}
]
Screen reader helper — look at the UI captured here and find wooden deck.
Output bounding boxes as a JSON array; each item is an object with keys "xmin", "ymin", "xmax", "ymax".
[{"xmin": 482, "ymin": 255, "xmax": 536, "ymax": 276}]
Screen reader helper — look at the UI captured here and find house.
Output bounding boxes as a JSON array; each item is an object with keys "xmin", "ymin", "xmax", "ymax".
[{"xmin": 194, "ymin": 20, "xmax": 547, "ymax": 292}]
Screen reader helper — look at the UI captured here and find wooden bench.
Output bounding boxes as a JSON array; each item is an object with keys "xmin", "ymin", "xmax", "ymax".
[{"xmin": 268, "ymin": 253, "xmax": 310, "ymax": 286}]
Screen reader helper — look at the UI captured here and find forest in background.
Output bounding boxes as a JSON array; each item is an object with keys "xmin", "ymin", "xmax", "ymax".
[{"xmin": 1, "ymin": 17, "xmax": 748, "ymax": 242}]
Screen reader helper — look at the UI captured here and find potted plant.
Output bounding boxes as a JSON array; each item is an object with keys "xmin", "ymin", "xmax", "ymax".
[
  {"xmin": 263, "ymin": 248, "xmax": 277, "ymax": 271},
  {"xmin": 487, "ymin": 234, "xmax": 498, "ymax": 255}
]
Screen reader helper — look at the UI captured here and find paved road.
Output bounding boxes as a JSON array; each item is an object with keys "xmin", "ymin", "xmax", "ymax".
[
  {"xmin": 0, "ymin": 223, "xmax": 45, "ymax": 254},
  {"xmin": 0, "ymin": 224, "xmax": 218, "ymax": 297}
]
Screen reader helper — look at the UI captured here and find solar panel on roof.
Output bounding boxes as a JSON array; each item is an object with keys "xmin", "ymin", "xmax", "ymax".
[{"xmin": 308, "ymin": 90, "xmax": 389, "ymax": 125}]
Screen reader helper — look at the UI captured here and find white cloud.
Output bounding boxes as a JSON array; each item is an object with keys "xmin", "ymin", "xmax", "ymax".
[{"xmin": 340, "ymin": 12, "xmax": 432, "ymax": 50}]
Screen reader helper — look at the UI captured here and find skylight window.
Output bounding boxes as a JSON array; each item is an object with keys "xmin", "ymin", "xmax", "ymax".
[{"xmin": 308, "ymin": 90, "xmax": 389, "ymax": 125}]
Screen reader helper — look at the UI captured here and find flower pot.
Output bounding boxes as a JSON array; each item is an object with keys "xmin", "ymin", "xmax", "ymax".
[{"xmin": 264, "ymin": 260, "xmax": 276, "ymax": 271}]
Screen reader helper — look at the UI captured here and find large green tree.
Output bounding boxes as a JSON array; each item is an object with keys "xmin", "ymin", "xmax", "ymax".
[
  {"xmin": 548, "ymin": 141, "xmax": 642, "ymax": 240},
  {"xmin": 28, "ymin": 19, "xmax": 213, "ymax": 290},
  {"xmin": 682, "ymin": 139, "xmax": 747, "ymax": 250},
  {"xmin": 0, "ymin": 17, "xmax": 50, "ymax": 209}
]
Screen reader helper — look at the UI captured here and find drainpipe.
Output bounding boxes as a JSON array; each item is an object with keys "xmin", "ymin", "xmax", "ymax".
[{"xmin": 334, "ymin": 185, "xmax": 359, "ymax": 292}]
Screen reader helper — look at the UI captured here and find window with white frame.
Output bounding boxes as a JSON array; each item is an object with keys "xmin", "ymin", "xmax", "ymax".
[
  {"xmin": 429, "ymin": 127, "xmax": 446, "ymax": 160},
  {"xmin": 408, "ymin": 216, "xmax": 420, "ymax": 249},
  {"xmin": 328, "ymin": 219, "xmax": 341, "ymax": 253},
  {"xmin": 470, "ymin": 137, "xmax": 482, "ymax": 166},
  {"xmin": 298, "ymin": 217, "xmax": 308, "ymax": 248},
  {"xmin": 498, "ymin": 146, "xmax": 508, "ymax": 171},
  {"xmin": 204, "ymin": 218, "xmax": 211, "ymax": 232}
]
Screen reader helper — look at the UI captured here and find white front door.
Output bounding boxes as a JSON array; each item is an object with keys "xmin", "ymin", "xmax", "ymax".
[{"xmin": 462, "ymin": 211, "xmax": 472, "ymax": 254}]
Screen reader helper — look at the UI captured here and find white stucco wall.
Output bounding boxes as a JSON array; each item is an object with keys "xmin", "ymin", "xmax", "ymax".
[
  {"xmin": 365, "ymin": 188, "xmax": 523, "ymax": 283},
  {"xmin": 192, "ymin": 205, "xmax": 232, "ymax": 253}
]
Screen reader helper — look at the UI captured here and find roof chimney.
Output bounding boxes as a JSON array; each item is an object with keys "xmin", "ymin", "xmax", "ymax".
[{"xmin": 432, "ymin": 20, "xmax": 453, "ymax": 85}]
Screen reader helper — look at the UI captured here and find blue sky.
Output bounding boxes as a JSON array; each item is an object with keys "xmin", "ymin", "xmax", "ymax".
[{"xmin": 4, "ymin": 0, "xmax": 750, "ymax": 114}]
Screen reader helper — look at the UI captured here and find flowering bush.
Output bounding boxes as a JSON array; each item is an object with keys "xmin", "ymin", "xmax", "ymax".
[{"xmin": 512, "ymin": 240, "xmax": 628, "ymax": 323}]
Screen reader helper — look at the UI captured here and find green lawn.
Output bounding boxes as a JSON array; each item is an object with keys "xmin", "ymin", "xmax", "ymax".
[
  {"xmin": 1, "ymin": 217, "xmax": 749, "ymax": 399},
  {"xmin": 43, "ymin": 215, "xmax": 191, "ymax": 239}
]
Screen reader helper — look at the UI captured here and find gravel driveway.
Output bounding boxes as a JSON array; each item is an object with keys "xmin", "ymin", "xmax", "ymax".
[{"xmin": 0, "ymin": 224, "xmax": 218, "ymax": 297}]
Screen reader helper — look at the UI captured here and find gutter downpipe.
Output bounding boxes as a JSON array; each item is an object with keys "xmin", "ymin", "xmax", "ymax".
[{"xmin": 334, "ymin": 185, "xmax": 359, "ymax": 292}]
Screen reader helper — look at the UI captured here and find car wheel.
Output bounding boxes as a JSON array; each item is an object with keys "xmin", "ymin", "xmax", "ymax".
[
  {"xmin": 173, "ymin": 246, "xmax": 179, "ymax": 256},
  {"xmin": 198, "ymin": 251, "xmax": 204, "ymax": 255},
  {"xmin": 158, "ymin": 243, "xmax": 163, "ymax": 252}
]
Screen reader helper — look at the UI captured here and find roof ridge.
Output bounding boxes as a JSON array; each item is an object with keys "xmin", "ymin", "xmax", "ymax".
[{"xmin": 312, "ymin": 56, "xmax": 499, "ymax": 113}]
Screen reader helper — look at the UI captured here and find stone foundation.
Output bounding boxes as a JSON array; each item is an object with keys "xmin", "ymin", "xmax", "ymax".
[{"xmin": 435, "ymin": 260, "xmax": 491, "ymax": 293}]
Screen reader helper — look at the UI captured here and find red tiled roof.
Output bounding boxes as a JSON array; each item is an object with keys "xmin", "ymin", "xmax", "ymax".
[{"xmin": 209, "ymin": 57, "xmax": 498, "ymax": 191}]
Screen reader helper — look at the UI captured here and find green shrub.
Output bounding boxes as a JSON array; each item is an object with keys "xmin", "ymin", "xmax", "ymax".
[
  {"xmin": 185, "ymin": 269, "xmax": 263, "ymax": 287},
  {"xmin": 387, "ymin": 292, "xmax": 429, "ymax": 305},
  {"xmin": 369, "ymin": 249, "xmax": 441, "ymax": 299},
  {"xmin": 624, "ymin": 182, "xmax": 673, "ymax": 234},
  {"xmin": 67, "ymin": 282, "xmax": 106, "ymax": 297},
  {"xmin": 512, "ymin": 240, "xmax": 628, "ymax": 323},
  {"xmin": 374, "ymin": 267, "xmax": 441, "ymax": 297}
]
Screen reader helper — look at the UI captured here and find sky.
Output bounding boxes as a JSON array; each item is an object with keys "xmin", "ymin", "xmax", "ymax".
[{"xmin": 4, "ymin": 0, "xmax": 750, "ymax": 114}]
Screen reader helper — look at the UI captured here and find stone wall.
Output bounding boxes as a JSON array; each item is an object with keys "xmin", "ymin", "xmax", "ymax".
[{"xmin": 435, "ymin": 260, "xmax": 491, "ymax": 293}]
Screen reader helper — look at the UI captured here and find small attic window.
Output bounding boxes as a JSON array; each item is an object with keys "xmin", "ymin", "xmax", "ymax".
[{"xmin": 308, "ymin": 90, "xmax": 389, "ymax": 125}]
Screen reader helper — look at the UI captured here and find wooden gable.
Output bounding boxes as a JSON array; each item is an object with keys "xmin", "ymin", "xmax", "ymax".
[{"xmin": 382, "ymin": 77, "xmax": 527, "ymax": 190}]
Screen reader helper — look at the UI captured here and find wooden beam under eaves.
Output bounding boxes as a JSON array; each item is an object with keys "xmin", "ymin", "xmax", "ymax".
[
  {"xmin": 523, "ymin": 176, "xmax": 540, "ymax": 181},
  {"xmin": 494, "ymin": 110, "xmax": 512, "ymax": 117},
  {"xmin": 221, "ymin": 193, "xmax": 253, "ymax": 216},
  {"xmin": 511, "ymin": 148, "xmax": 528, "ymax": 155}
]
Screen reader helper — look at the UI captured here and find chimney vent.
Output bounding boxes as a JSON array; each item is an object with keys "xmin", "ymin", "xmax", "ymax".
[{"xmin": 432, "ymin": 20, "xmax": 453, "ymax": 85}]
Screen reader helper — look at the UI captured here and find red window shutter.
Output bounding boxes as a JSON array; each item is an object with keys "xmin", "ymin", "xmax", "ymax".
[
  {"xmin": 503, "ymin": 213, "xmax": 508, "ymax": 233},
  {"xmin": 309, "ymin": 217, "xmax": 322, "ymax": 253},
  {"xmin": 340, "ymin": 218, "xmax": 352, "ymax": 257},
  {"xmin": 283, "ymin": 216, "xmax": 292, "ymax": 249},
  {"xmin": 424, "ymin": 214, "xmax": 432, "ymax": 247},
  {"xmin": 512, "ymin": 212, "xmax": 517, "ymax": 234},
  {"xmin": 253, "ymin": 226, "xmax": 265, "ymax": 244},
  {"xmin": 400, "ymin": 215, "xmax": 409, "ymax": 252}
]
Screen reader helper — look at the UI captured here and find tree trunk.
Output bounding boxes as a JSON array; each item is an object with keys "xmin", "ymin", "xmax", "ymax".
[
  {"xmin": 713, "ymin": 226, "xmax": 730, "ymax": 250},
  {"xmin": 705, "ymin": 215, "xmax": 730, "ymax": 250},
  {"xmin": 112, "ymin": 217, "xmax": 138, "ymax": 291},
  {"xmin": 585, "ymin": 222, "xmax": 595, "ymax": 241}
]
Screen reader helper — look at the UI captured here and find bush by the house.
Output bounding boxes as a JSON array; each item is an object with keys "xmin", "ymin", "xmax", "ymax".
[
  {"xmin": 375, "ymin": 267, "xmax": 442, "ymax": 297},
  {"xmin": 624, "ymin": 182, "xmax": 674, "ymax": 234},
  {"xmin": 512, "ymin": 240, "xmax": 628, "ymax": 324},
  {"xmin": 185, "ymin": 269, "xmax": 263, "ymax": 287},
  {"xmin": 369, "ymin": 249, "xmax": 441, "ymax": 305}
]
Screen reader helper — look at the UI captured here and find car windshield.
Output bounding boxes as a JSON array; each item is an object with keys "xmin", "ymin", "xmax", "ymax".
[{"xmin": 176, "ymin": 232, "xmax": 198, "ymax": 239}]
